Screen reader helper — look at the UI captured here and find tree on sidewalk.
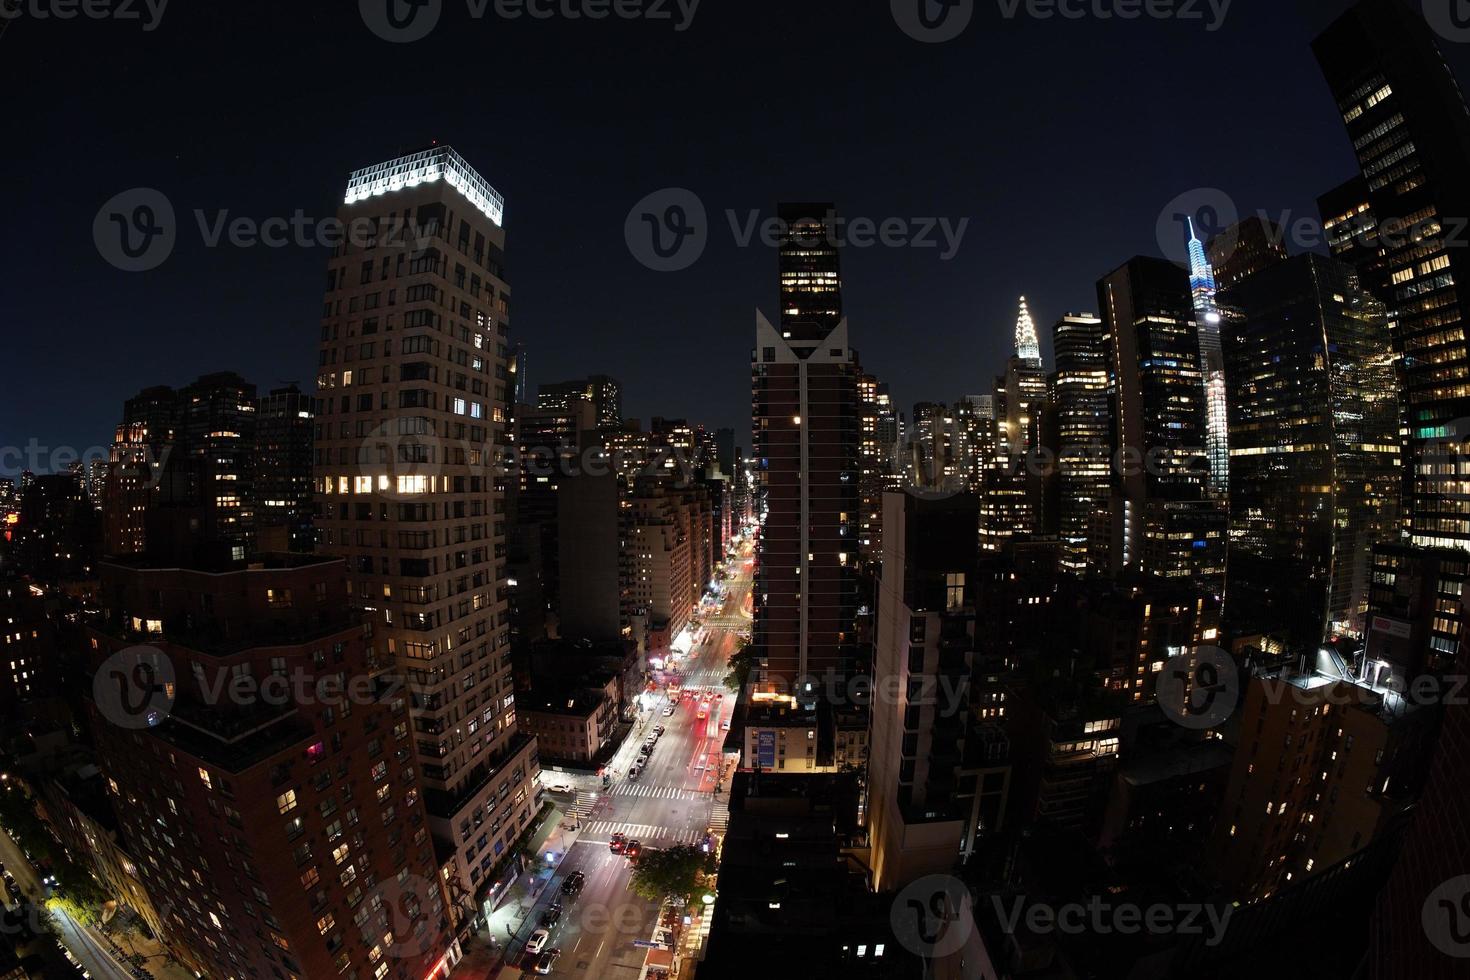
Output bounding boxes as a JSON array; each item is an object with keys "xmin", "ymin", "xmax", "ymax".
[
  {"xmin": 723, "ymin": 641, "xmax": 757, "ymax": 693},
  {"xmin": 629, "ymin": 845, "xmax": 717, "ymax": 906}
]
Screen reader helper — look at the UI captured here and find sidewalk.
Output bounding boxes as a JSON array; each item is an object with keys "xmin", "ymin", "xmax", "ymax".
[
  {"xmin": 458, "ymin": 803, "xmax": 582, "ymax": 976},
  {"xmin": 91, "ymin": 912, "xmax": 196, "ymax": 980}
]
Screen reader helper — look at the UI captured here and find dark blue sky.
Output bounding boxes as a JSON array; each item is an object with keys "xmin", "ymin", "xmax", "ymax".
[{"xmin": 2, "ymin": 0, "xmax": 1458, "ymax": 474}]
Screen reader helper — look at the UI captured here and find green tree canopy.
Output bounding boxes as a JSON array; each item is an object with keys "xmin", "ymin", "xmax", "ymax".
[{"xmin": 629, "ymin": 845, "xmax": 717, "ymax": 905}]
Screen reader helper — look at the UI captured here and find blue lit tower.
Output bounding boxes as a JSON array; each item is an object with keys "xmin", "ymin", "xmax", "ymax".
[{"xmin": 1188, "ymin": 218, "xmax": 1229, "ymax": 496}]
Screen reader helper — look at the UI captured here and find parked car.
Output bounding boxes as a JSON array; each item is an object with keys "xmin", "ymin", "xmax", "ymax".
[
  {"xmin": 561, "ymin": 872, "xmax": 586, "ymax": 897},
  {"xmin": 526, "ymin": 929, "xmax": 551, "ymax": 955},
  {"xmin": 540, "ymin": 903, "xmax": 562, "ymax": 928},
  {"xmin": 653, "ymin": 725, "xmax": 665, "ymax": 736},
  {"xmin": 662, "ymin": 704, "xmax": 677, "ymax": 717},
  {"xmin": 534, "ymin": 949, "xmax": 562, "ymax": 975},
  {"xmin": 628, "ymin": 764, "xmax": 642, "ymax": 780}
]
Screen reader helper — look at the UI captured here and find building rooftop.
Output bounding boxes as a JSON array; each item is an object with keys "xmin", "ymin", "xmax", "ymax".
[{"xmin": 344, "ymin": 144, "xmax": 504, "ymax": 226}]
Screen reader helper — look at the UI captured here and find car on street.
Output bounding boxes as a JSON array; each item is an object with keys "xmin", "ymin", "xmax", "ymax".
[
  {"xmin": 653, "ymin": 725, "xmax": 665, "ymax": 736},
  {"xmin": 626, "ymin": 840, "xmax": 642, "ymax": 860},
  {"xmin": 696, "ymin": 708, "xmax": 707, "ymax": 720},
  {"xmin": 610, "ymin": 833, "xmax": 627, "ymax": 854},
  {"xmin": 526, "ymin": 928, "xmax": 551, "ymax": 955},
  {"xmin": 540, "ymin": 903, "xmax": 562, "ymax": 928},
  {"xmin": 628, "ymin": 764, "xmax": 642, "ymax": 780},
  {"xmin": 534, "ymin": 949, "xmax": 562, "ymax": 975},
  {"xmin": 721, "ymin": 719, "xmax": 731, "ymax": 731},
  {"xmin": 561, "ymin": 872, "xmax": 586, "ymax": 897},
  {"xmin": 663, "ymin": 704, "xmax": 677, "ymax": 716}
]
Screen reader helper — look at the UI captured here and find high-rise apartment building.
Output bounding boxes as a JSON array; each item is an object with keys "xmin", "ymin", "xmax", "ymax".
[
  {"xmin": 85, "ymin": 553, "xmax": 460, "ymax": 980},
  {"xmin": 103, "ymin": 374, "xmax": 287, "ymax": 564},
  {"xmin": 255, "ymin": 385, "xmax": 315, "ymax": 553},
  {"xmin": 177, "ymin": 371, "xmax": 259, "ymax": 559},
  {"xmin": 1209, "ymin": 652, "xmax": 1432, "ymax": 902},
  {"xmin": 1052, "ymin": 312, "xmax": 1111, "ymax": 573},
  {"xmin": 1222, "ymin": 252, "xmax": 1400, "ymax": 646},
  {"xmin": 857, "ymin": 373, "xmax": 891, "ymax": 560},
  {"xmin": 1314, "ymin": 0, "xmax": 1470, "ymax": 552},
  {"xmin": 869, "ymin": 491, "xmax": 1002, "ymax": 891},
  {"xmin": 536, "ymin": 374, "xmax": 623, "ymax": 430},
  {"xmin": 312, "ymin": 145, "xmax": 540, "ymax": 911},
  {"xmin": 751, "ymin": 203, "xmax": 860, "ymax": 696}
]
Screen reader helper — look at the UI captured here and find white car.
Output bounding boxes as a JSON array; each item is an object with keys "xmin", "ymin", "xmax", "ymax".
[{"xmin": 527, "ymin": 928, "xmax": 551, "ymax": 954}]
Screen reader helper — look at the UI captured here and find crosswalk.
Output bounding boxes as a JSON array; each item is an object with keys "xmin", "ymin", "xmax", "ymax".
[
  {"xmin": 567, "ymin": 791, "xmax": 599, "ymax": 821},
  {"xmin": 708, "ymin": 797, "xmax": 729, "ymax": 836},
  {"xmin": 580, "ymin": 821, "xmax": 709, "ymax": 845},
  {"xmin": 610, "ymin": 783, "xmax": 704, "ymax": 802}
]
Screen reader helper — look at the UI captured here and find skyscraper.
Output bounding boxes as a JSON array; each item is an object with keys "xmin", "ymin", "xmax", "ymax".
[
  {"xmin": 751, "ymin": 202, "xmax": 859, "ymax": 699},
  {"xmin": 255, "ymin": 384, "xmax": 314, "ymax": 553},
  {"xmin": 869, "ymin": 490, "xmax": 989, "ymax": 891},
  {"xmin": 537, "ymin": 374, "xmax": 623, "ymax": 430},
  {"xmin": 776, "ymin": 202, "xmax": 842, "ymax": 339},
  {"xmin": 1187, "ymin": 219, "xmax": 1229, "ymax": 497},
  {"xmin": 1001, "ymin": 297, "xmax": 1047, "ymax": 459},
  {"xmin": 1221, "ymin": 252, "xmax": 1400, "ymax": 646},
  {"xmin": 1314, "ymin": 0, "xmax": 1470, "ymax": 552},
  {"xmin": 1097, "ymin": 256, "xmax": 1222, "ymax": 591},
  {"xmin": 313, "ymin": 145, "xmax": 540, "ymax": 916},
  {"xmin": 1052, "ymin": 312, "xmax": 1111, "ymax": 573}
]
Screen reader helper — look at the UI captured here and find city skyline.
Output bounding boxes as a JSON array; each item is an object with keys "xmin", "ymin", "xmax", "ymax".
[
  {"xmin": 8, "ymin": 0, "xmax": 1467, "ymax": 468},
  {"xmin": 8, "ymin": 2, "xmax": 1470, "ymax": 978}
]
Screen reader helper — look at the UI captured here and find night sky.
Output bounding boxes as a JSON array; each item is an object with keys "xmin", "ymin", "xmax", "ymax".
[{"xmin": 5, "ymin": 0, "xmax": 1465, "ymax": 474}]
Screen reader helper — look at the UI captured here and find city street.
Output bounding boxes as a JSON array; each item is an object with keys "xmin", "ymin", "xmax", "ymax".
[
  {"xmin": 515, "ymin": 540, "xmax": 753, "ymax": 977},
  {"xmin": 0, "ymin": 825, "xmax": 112, "ymax": 979}
]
